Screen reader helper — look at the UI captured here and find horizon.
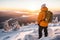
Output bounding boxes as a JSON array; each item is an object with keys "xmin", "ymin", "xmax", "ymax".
[
  {"xmin": 0, "ymin": 0, "xmax": 60, "ymax": 12},
  {"xmin": 0, "ymin": 0, "xmax": 59, "ymax": 20}
]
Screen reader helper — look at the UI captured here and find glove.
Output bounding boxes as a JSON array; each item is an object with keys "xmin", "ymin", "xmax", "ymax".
[{"xmin": 38, "ymin": 24, "xmax": 39, "ymax": 26}]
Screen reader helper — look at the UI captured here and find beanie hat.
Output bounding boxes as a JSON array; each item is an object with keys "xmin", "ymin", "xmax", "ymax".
[
  {"xmin": 41, "ymin": 4, "xmax": 46, "ymax": 8},
  {"xmin": 41, "ymin": 4, "xmax": 48, "ymax": 11}
]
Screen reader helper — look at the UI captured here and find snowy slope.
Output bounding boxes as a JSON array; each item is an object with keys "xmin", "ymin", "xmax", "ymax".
[
  {"xmin": 19, "ymin": 23, "xmax": 60, "ymax": 40},
  {"xmin": 0, "ymin": 23, "xmax": 60, "ymax": 40},
  {"xmin": 0, "ymin": 29, "xmax": 21, "ymax": 40}
]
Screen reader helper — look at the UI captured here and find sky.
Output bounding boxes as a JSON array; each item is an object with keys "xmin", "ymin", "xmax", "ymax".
[{"xmin": 0, "ymin": 0, "xmax": 60, "ymax": 11}]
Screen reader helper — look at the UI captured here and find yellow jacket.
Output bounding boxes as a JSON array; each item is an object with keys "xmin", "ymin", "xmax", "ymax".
[{"xmin": 38, "ymin": 7, "xmax": 48, "ymax": 27}]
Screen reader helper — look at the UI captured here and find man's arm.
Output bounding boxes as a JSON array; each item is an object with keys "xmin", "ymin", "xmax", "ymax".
[{"xmin": 37, "ymin": 12, "xmax": 45, "ymax": 24}]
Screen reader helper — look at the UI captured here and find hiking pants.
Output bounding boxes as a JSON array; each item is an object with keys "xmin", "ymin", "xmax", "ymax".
[{"xmin": 38, "ymin": 25, "xmax": 48, "ymax": 38}]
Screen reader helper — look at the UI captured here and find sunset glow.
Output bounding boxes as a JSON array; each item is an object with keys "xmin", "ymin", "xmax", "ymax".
[{"xmin": 0, "ymin": 0, "xmax": 60, "ymax": 12}]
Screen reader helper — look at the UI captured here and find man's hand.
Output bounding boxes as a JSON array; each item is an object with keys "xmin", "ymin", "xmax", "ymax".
[{"xmin": 38, "ymin": 24, "xmax": 39, "ymax": 25}]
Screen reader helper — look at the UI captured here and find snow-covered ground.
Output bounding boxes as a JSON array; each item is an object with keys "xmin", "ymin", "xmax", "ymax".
[{"xmin": 0, "ymin": 23, "xmax": 60, "ymax": 40}]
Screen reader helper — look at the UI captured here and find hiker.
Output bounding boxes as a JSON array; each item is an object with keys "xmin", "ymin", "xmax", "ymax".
[{"xmin": 37, "ymin": 4, "xmax": 53, "ymax": 39}]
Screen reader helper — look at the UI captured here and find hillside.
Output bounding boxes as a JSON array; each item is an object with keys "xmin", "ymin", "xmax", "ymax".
[{"xmin": 0, "ymin": 11, "xmax": 37, "ymax": 23}]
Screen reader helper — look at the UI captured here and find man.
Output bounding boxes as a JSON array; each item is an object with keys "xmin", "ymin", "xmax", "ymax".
[{"xmin": 37, "ymin": 4, "xmax": 53, "ymax": 39}]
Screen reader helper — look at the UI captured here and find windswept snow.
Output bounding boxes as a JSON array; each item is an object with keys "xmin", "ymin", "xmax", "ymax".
[{"xmin": 0, "ymin": 23, "xmax": 60, "ymax": 40}]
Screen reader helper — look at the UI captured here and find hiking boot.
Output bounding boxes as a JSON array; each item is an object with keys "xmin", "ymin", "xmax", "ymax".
[{"xmin": 38, "ymin": 37, "xmax": 41, "ymax": 39}]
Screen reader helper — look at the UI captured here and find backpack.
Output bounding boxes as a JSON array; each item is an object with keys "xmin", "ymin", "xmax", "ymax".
[{"xmin": 45, "ymin": 11, "xmax": 53, "ymax": 23}]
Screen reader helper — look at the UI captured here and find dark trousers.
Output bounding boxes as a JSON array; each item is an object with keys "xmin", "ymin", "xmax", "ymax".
[{"xmin": 38, "ymin": 25, "xmax": 48, "ymax": 39}]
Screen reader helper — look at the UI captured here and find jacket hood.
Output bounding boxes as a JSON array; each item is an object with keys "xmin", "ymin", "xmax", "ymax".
[{"xmin": 41, "ymin": 7, "xmax": 48, "ymax": 12}]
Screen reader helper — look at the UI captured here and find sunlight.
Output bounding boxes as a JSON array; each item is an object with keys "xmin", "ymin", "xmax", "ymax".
[
  {"xmin": 27, "ymin": 6, "xmax": 38, "ymax": 11},
  {"xmin": 0, "ymin": 0, "xmax": 60, "ymax": 13}
]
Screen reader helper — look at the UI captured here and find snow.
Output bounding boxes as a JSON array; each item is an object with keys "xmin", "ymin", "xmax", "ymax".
[
  {"xmin": 0, "ymin": 23, "xmax": 60, "ymax": 40},
  {"xmin": 0, "ymin": 29, "xmax": 21, "ymax": 40}
]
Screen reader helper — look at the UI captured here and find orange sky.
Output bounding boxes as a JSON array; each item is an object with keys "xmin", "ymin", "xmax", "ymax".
[{"xmin": 0, "ymin": 0, "xmax": 60, "ymax": 12}]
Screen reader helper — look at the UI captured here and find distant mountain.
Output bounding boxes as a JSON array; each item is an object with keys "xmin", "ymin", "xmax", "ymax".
[
  {"xmin": 0, "ymin": 11, "xmax": 26, "ymax": 17},
  {"xmin": 54, "ymin": 14, "xmax": 60, "ymax": 21},
  {"xmin": 53, "ymin": 11, "xmax": 60, "ymax": 14},
  {"xmin": 1, "ymin": 10, "xmax": 60, "ymax": 24},
  {"xmin": 0, "ymin": 11, "xmax": 31, "ymax": 23},
  {"xmin": 0, "ymin": 10, "xmax": 37, "ymax": 23}
]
